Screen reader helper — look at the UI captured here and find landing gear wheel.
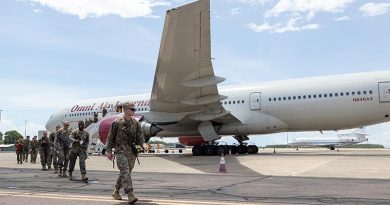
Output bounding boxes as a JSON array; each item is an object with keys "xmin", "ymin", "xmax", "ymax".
[
  {"xmin": 237, "ymin": 145, "xmax": 248, "ymax": 154},
  {"xmin": 247, "ymin": 145, "xmax": 258, "ymax": 154},
  {"xmin": 216, "ymin": 145, "xmax": 225, "ymax": 155},
  {"xmin": 204, "ymin": 145, "xmax": 216, "ymax": 156},
  {"xmin": 192, "ymin": 145, "xmax": 204, "ymax": 156}
]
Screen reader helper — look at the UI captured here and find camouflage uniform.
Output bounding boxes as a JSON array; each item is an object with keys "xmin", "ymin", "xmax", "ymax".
[
  {"xmin": 68, "ymin": 129, "xmax": 89, "ymax": 176},
  {"xmin": 55, "ymin": 128, "xmax": 71, "ymax": 176},
  {"xmin": 48, "ymin": 132, "xmax": 58, "ymax": 170},
  {"xmin": 39, "ymin": 135, "xmax": 50, "ymax": 169},
  {"xmin": 22, "ymin": 138, "xmax": 30, "ymax": 162},
  {"xmin": 30, "ymin": 139, "xmax": 39, "ymax": 163},
  {"xmin": 106, "ymin": 117, "xmax": 144, "ymax": 194}
]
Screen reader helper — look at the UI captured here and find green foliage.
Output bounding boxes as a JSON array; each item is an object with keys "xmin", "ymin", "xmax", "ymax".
[
  {"xmin": 265, "ymin": 144, "xmax": 290, "ymax": 148},
  {"xmin": 4, "ymin": 130, "xmax": 23, "ymax": 144},
  {"xmin": 0, "ymin": 131, "xmax": 3, "ymax": 144}
]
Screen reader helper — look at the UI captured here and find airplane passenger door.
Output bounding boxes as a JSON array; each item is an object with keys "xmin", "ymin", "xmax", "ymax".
[
  {"xmin": 249, "ymin": 92, "xmax": 261, "ymax": 110},
  {"xmin": 61, "ymin": 109, "xmax": 69, "ymax": 123},
  {"xmin": 378, "ymin": 82, "xmax": 390, "ymax": 103}
]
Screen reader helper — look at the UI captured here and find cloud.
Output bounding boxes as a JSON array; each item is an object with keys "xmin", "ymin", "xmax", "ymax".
[
  {"xmin": 334, "ymin": 15, "xmax": 351, "ymax": 21},
  {"xmin": 231, "ymin": 7, "xmax": 240, "ymax": 16},
  {"xmin": 237, "ymin": 0, "xmax": 271, "ymax": 6},
  {"xmin": 33, "ymin": 8, "xmax": 42, "ymax": 14},
  {"xmin": 359, "ymin": 2, "xmax": 390, "ymax": 17},
  {"xmin": 29, "ymin": 0, "xmax": 171, "ymax": 19},
  {"xmin": 246, "ymin": 0, "xmax": 354, "ymax": 33},
  {"xmin": 265, "ymin": 0, "xmax": 355, "ymax": 18},
  {"xmin": 247, "ymin": 16, "xmax": 319, "ymax": 33}
]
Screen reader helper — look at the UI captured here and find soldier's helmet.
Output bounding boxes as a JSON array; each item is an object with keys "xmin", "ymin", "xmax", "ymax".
[
  {"xmin": 123, "ymin": 102, "xmax": 135, "ymax": 109},
  {"xmin": 78, "ymin": 121, "xmax": 84, "ymax": 126},
  {"xmin": 56, "ymin": 125, "xmax": 61, "ymax": 129}
]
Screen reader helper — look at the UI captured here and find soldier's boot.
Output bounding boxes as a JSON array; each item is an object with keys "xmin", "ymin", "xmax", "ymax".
[
  {"xmin": 48, "ymin": 165, "xmax": 51, "ymax": 170},
  {"xmin": 81, "ymin": 174, "xmax": 88, "ymax": 181},
  {"xmin": 112, "ymin": 187, "xmax": 122, "ymax": 200},
  {"xmin": 127, "ymin": 192, "xmax": 138, "ymax": 204},
  {"xmin": 68, "ymin": 172, "xmax": 73, "ymax": 180},
  {"xmin": 58, "ymin": 168, "xmax": 62, "ymax": 177},
  {"xmin": 42, "ymin": 165, "xmax": 47, "ymax": 171},
  {"xmin": 62, "ymin": 170, "xmax": 68, "ymax": 177},
  {"xmin": 54, "ymin": 167, "xmax": 58, "ymax": 174}
]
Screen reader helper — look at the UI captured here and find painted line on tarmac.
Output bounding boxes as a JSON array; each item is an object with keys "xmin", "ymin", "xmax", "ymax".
[{"xmin": 0, "ymin": 190, "xmax": 260, "ymax": 205}]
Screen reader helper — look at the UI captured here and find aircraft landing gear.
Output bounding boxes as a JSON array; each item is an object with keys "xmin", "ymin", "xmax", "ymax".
[{"xmin": 190, "ymin": 136, "xmax": 259, "ymax": 156}]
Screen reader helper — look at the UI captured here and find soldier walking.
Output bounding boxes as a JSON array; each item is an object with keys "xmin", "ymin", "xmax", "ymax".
[
  {"xmin": 15, "ymin": 137, "xmax": 24, "ymax": 164},
  {"xmin": 22, "ymin": 136, "xmax": 31, "ymax": 162},
  {"xmin": 39, "ymin": 131, "xmax": 50, "ymax": 170},
  {"xmin": 68, "ymin": 121, "xmax": 90, "ymax": 181},
  {"xmin": 48, "ymin": 125, "xmax": 60, "ymax": 172},
  {"xmin": 55, "ymin": 121, "xmax": 71, "ymax": 177},
  {"xmin": 30, "ymin": 136, "xmax": 39, "ymax": 164},
  {"xmin": 106, "ymin": 102, "xmax": 147, "ymax": 204}
]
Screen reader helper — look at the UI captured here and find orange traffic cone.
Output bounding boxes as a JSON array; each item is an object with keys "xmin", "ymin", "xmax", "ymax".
[{"xmin": 219, "ymin": 153, "xmax": 227, "ymax": 173}]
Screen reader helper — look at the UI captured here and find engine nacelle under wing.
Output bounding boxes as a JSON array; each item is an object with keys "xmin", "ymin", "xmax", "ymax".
[{"xmin": 97, "ymin": 114, "xmax": 162, "ymax": 145}]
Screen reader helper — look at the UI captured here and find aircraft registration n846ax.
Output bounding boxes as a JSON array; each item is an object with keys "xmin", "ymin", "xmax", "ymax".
[{"xmin": 45, "ymin": 0, "xmax": 390, "ymax": 156}]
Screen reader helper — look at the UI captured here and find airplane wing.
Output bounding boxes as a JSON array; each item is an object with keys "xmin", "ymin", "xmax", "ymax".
[{"xmin": 149, "ymin": 0, "xmax": 236, "ymax": 124}]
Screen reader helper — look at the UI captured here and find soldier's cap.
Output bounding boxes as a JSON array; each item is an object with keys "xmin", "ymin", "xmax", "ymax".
[
  {"xmin": 123, "ymin": 102, "xmax": 135, "ymax": 109},
  {"xmin": 63, "ymin": 121, "xmax": 70, "ymax": 126}
]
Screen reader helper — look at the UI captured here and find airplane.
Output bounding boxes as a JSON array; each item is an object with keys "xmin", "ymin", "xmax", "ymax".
[
  {"xmin": 45, "ymin": 0, "xmax": 390, "ymax": 156},
  {"xmin": 288, "ymin": 128, "xmax": 369, "ymax": 150}
]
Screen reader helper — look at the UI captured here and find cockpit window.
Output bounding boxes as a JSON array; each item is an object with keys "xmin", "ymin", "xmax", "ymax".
[{"xmin": 49, "ymin": 115, "xmax": 53, "ymax": 119}]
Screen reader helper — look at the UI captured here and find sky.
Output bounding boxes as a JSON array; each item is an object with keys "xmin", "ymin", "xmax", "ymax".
[{"xmin": 1, "ymin": 0, "xmax": 390, "ymax": 146}]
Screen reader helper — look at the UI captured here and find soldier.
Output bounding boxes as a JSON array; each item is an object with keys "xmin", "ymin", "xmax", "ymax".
[
  {"xmin": 68, "ymin": 121, "xmax": 90, "ymax": 181},
  {"xmin": 22, "ymin": 136, "xmax": 31, "ymax": 162},
  {"xmin": 106, "ymin": 102, "xmax": 147, "ymax": 204},
  {"xmin": 15, "ymin": 137, "xmax": 24, "ymax": 164},
  {"xmin": 93, "ymin": 112, "xmax": 98, "ymax": 123},
  {"xmin": 30, "ymin": 136, "xmax": 39, "ymax": 164},
  {"xmin": 39, "ymin": 131, "xmax": 50, "ymax": 170},
  {"xmin": 102, "ymin": 107, "xmax": 108, "ymax": 117},
  {"xmin": 55, "ymin": 121, "xmax": 71, "ymax": 177},
  {"xmin": 48, "ymin": 125, "xmax": 60, "ymax": 172}
]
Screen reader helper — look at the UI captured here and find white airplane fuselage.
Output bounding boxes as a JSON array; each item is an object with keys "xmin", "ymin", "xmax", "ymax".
[{"xmin": 46, "ymin": 70, "xmax": 390, "ymax": 139}]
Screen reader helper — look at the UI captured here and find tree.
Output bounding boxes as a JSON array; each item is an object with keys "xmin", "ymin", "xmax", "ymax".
[
  {"xmin": 0, "ymin": 132, "xmax": 3, "ymax": 144},
  {"xmin": 4, "ymin": 130, "xmax": 23, "ymax": 144}
]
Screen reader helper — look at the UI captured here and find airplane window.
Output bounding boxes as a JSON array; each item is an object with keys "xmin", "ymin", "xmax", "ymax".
[
  {"xmin": 298, "ymin": 96, "xmax": 301, "ymax": 99},
  {"xmin": 238, "ymin": 100, "xmax": 241, "ymax": 104},
  {"xmin": 224, "ymin": 102, "xmax": 227, "ymax": 105},
  {"xmin": 319, "ymin": 94, "xmax": 322, "ymax": 98},
  {"xmin": 293, "ymin": 96, "xmax": 296, "ymax": 100},
  {"xmin": 278, "ymin": 97, "xmax": 281, "ymax": 101},
  {"xmin": 242, "ymin": 100, "xmax": 244, "ymax": 103},
  {"xmin": 352, "ymin": 92, "xmax": 355, "ymax": 95},
  {"xmin": 288, "ymin": 96, "xmax": 291, "ymax": 100},
  {"xmin": 269, "ymin": 98, "xmax": 272, "ymax": 102},
  {"xmin": 335, "ymin": 93, "xmax": 338, "ymax": 97},
  {"xmin": 283, "ymin": 97, "xmax": 286, "ymax": 100},
  {"xmin": 363, "ymin": 91, "xmax": 367, "ymax": 95},
  {"xmin": 346, "ymin": 92, "xmax": 349, "ymax": 96},
  {"xmin": 229, "ymin": 101, "xmax": 231, "ymax": 104},
  {"xmin": 313, "ymin": 95, "xmax": 316, "ymax": 98},
  {"xmin": 233, "ymin": 101, "xmax": 236, "ymax": 104},
  {"xmin": 308, "ymin": 95, "xmax": 311, "ymax": 99},
  {"xmin": 303, "ymin": 95, "xmax": 306, "ymax": 99},
  {"xmin": 369, "ymin": 90, "xmax": 373, "ymax": 94},
  {"xmin": 273, "ymin": 98, "xmax": 276, "ymax": 101},
  {"xmin": 357, "ymin": 91, "xmax": 361, "ymax": 95},
  {"xmin": 340, "ymin": 93, "xmax": 344, "ymax": 96}
]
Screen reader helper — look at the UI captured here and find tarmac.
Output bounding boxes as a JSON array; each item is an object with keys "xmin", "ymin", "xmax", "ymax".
[{"xmin": 1, "ymin": 148, "xmax": 390, "ymax": 204}]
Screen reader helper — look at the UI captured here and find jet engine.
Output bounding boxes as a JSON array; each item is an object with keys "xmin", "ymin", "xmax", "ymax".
[{"xmin": 98, "ymin": 114, "xmax": 162, "ymax": 145}]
